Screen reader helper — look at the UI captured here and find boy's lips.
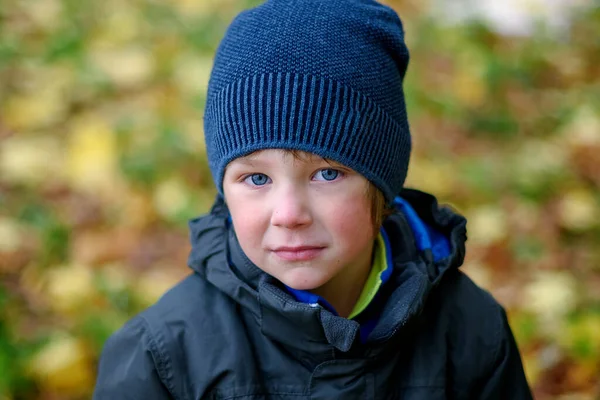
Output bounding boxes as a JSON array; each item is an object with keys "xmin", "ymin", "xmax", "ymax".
[{"xmin": 270, "ymin": 246, "xmax": 326, "ymax": 261}]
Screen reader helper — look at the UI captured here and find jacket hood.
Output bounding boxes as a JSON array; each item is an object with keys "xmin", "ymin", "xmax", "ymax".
[{"xmin": 187, "ymin": 188, "xmax": 467, "ymax": 354}]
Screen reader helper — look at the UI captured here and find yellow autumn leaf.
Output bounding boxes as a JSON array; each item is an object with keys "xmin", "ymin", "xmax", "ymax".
[
  {"xmin": 135, "ymin": 269, "xmax": 182, "ymax": 306},
  {"xmin": 91, "ymin": 46, "xmax": 154, "ymax": 88},
  {"xmin": 66, "ymin": 114, "xmax": 121, "ymax": 194},
  {"xmin": 555, "ymin": 54, "xmax": 585, "ymax": 80},
  {"xmin": 168, "ymin": 0, "xmax": 229, "ymax": 17},
  {"xmin": 515, "ymin": 139, "xmax": 568, "ymax": 176},
  {"xmin": 405, "ymin": 158, "xmax": 456, "ymax": 198},
  {"xmin": 120, "ymin": 186, "xmax": 155, "ymax": 229},
  {"xmin": 461, "ymin": 261, "xmax": 492, "ymax": 289},
  {"xmin": 173, "ymin": 54, "xmax": 214, "ymax": 95},
  {"xmin": 24, "ymin": 0, "xmax": 63, "ymax": 31},
  {"xmin": 0, "ymin": 217, "xmax": 23, "ymax": 253},
  {"xmin": 563, "ymin": 106, "xmax": 600, "ymax": 147},
  {"xmin": 153, "ymin": 177, "xmax": 191, "ymax": 219},
  {"xmin": 558, "ymin": 188, "xmax": 599, "ymax": 231},
  {"xmin": 467, "ymin": 205, "xmax": 508, "ymax": 246},
  {"xmin": 523, "ymin": 271, "xmax": 578, "ymax": 334},
  {"xmin": 453, "ymin": 71, "xmax": 486, "ymax": 108},
  {"xmin": 19, "ymin": 264, "xmax": 46, "ymax": 299},
  {"xmin": 521, "ymin": 352, "xmax": 541, "ymax": 386},
  {"xmin": 511, "ymin": 139, "xmax": 569, "ymax": 195},
  {"xmin": 2, "ymin": 62, "xmax": 73, "ymax": 131},
  {"xmin": 100, "ymin": 263, "xmax": 132, "ymax": 292},
  {"xmin": 0, "ymin": 135, "xmax": 64, "ymax": 185},
  {"xmin": 181, "ymin": 119, "xmax": 207, "ymax": 154},
  {"xmin": 2, "ymin": 91, "xmax": 67, "ymax": 132},
  {"xmin": 91, "ymin": 3, "xmax": 142, "ymax": 46},
  {"xmin": 453, "ymin": 50, "xmax": 487, "ymax": 107},
  {"xmin": 27, "ymin": 335, "xmax": 94, "ymax": 396},
  {"xmin": 45, "ymin": 264, "xmax": 95, "ymax": 313}
]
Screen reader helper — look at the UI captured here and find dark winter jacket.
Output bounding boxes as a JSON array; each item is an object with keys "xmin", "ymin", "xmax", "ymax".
[{"xmin": 93, "ymin": 189, "xmax": 532, "ymax": 399}]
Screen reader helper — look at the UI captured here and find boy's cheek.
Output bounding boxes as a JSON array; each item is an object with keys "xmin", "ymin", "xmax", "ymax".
[
  {"xmin": 224, "ymin": 189, "xmax": 266, "ymax": 221},
  {"xmin": 331, "ymin": 192, "xmax": 373, "ymax": 228},
  {"xmin": 229, "ymin": 203, "xmax": 271, "ymax": 244},
  {"xmin": 230, "ymin": 211, "xmax": 265, "ymax": 239}
]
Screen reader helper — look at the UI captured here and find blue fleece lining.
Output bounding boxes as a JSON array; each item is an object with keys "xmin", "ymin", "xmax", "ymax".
[
  {"xmin": 424, "ymin": 223, "xmax": 452, "ymax": 262},
  {"xmin": 393, "ymin": 197, "xmax": 451, "ymax": 262},
  {"xmin": 379, "ymin": 227, "xmax": 394, "ymax": 284}
]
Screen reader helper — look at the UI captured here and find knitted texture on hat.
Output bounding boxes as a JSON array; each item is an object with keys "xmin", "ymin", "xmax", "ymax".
[{"xmin": 204, "ymin": 0, "xmax": 411, "ymax": 202}]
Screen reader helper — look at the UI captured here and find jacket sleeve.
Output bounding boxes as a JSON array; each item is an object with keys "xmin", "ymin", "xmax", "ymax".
[
  {"xmin": 477, "ymin": 308, "xmax": 533, "ymax": 400},
  {"xmin": 93, "ymin": 316, "xmax": 173, "ymax": 400}
]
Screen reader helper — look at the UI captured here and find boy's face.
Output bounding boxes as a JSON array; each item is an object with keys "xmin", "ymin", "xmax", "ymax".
[{"xmin": 223, "ymin": 149, "xmax": 376, "ymax": 292}]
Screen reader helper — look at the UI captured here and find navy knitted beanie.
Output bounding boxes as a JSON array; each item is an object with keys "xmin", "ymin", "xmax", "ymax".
[{"xmin": 204, "ymin": 0, "xmax": 411, "ymax": 202}]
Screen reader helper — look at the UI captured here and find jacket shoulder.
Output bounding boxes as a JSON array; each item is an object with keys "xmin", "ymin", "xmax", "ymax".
[
  {"xmin": 139, "ymin": 272, "xmax": 240, "ymax": 353},
  {"xmin": 431, "ymin": 269, "xmax": 505, "ymax": 351},
  {"xmin": 140, "ymin": 273, "xmax": 219, "ymax": 325},
  {"xmin": 131, "ymin": 273, "xmax": 240, "ymax": 398},
  {"xmin": 439, "ymin": 269, "xmax": 502, "ymax": 317},
  {"xmin": 426, "ymin": 270, "xmax": 531, "ymax": 398},
  {"xmin": 94, "ymin": 315, "xmax": 175, "ymax": 399}
]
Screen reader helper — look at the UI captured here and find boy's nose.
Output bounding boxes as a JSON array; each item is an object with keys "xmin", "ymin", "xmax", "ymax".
[{"xmin": 270, "ymin": 189, "xmax": 312, "ymax": 229}]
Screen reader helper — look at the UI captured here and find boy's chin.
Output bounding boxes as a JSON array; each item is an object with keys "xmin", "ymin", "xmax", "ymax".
[{"xmin": 277, "ymin": 269, "xmax": 334, "ymax": 292}]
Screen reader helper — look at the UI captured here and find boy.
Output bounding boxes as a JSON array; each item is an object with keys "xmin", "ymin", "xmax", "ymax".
[{"xmin": 94, "ymin": 0, "xmax": 532, "ymax": 398}]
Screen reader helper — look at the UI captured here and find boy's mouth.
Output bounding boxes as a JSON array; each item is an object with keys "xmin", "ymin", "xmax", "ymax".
[{"xmin": 271, "ymin": 246, "xmax": 326, "ymax": 262}]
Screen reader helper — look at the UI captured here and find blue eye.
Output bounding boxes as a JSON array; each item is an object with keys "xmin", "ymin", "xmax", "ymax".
[
  {"xmin": 244, "ymin": 173, "xmax": 270, "ymax": 186},
  {"xmin": 314, "ymin": 169, "xmax": 340, "ymax": 181}
]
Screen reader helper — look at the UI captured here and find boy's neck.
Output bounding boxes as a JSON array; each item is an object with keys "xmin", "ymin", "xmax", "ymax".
[{"xmin": 311, "ymin": 239, "xmax": 376, "ymax": 319}]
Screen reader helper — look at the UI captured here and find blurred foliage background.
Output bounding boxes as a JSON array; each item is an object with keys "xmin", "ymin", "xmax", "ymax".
[{"xmin": 0, "ymin": 0, "xmax": 598, "ymax": 398}]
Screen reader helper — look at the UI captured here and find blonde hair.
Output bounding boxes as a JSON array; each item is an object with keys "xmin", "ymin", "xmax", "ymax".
[{"xmin": 366, "ymin": 182, "xmax": 395, "ymax": 232}]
